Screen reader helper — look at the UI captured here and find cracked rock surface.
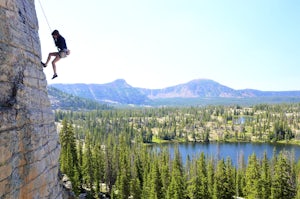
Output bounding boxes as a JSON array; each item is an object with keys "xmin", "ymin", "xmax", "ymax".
[{"xmin": 0, "ymin": 0, "xmax": 62, "ymax": 198}]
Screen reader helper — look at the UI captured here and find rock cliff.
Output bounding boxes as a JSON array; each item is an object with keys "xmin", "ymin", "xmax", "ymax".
[{"xmin": 0, "ymin": 0, "xmax": 62, "ymax": 198}]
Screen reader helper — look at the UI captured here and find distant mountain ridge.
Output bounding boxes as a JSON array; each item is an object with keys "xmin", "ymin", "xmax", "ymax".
[
  {"xmin": 48, "ymin": 86, "xmax": 110, "ymax": 110},
  {"xmin": 140, "ymin": 79, "xmax": 240, "ymax": 98},
  {"xmin": 49, "ymin": 79, "xmax": 300, "ymax": 105},
  {"xmin": 141, "ymin": 79, "xmax": 300, "ymax": 99},
  {"xmin": 50, "ymin": 79, "xmax": 149, "ymax": 105}
]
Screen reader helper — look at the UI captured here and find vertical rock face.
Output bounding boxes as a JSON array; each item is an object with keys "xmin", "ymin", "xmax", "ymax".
[{"xmin": 0, "ymin": 0, "xmax": 62, "ymax": 198}]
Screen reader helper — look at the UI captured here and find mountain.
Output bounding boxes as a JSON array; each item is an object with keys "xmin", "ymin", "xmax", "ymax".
[
  {"xmin": 50, "ymin": 79, "xmax": 150, "ymax": 105},
  {"xmin": 140, "ymin": 79, "xmax": 239, "ymax": 98},
  {"xmin": 141, "ymin": 79, "xmax": 300, "ymax": 99},
  {"xmin": 49, "ymin": 78, "xmax": 300, "ymax": 106},
  {"xmin": 48, "ymin": 86, "xmax": 111, "ymax": 110}
]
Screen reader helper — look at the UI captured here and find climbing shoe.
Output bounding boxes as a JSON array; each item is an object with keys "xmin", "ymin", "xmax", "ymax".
[
  {"xmin": 41, "ymin": 62, "xmax": 47, "ymax": 67},
  {"xmin": 52, "ymin": 74, "xmax": 58, "ymax": 79}
]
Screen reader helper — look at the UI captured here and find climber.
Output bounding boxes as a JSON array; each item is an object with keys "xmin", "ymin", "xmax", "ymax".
[{"xmin": 41, "ymin": 30, "xmax": 70, "ymax": 79}]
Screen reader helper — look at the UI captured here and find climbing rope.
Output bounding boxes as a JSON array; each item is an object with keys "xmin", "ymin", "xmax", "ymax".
[{"xmin": 37, "ymin": 0, "xmax": 52, "ymax": 32}]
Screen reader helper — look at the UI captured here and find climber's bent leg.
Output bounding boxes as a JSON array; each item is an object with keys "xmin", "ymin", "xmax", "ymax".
[{"xmin": 44, "ymin": 52, "xmax": 58, "ymax": 66}]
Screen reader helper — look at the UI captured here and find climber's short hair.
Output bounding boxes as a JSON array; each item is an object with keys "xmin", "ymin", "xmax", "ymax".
[{"xmin": 52, "ymin": 30, "xmax": 59, "ymax": 36}]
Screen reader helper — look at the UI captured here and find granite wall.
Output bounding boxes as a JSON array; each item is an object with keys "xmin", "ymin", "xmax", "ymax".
[{"xmin": 0, "ymin": 0, "xmax": 62, "ymax": 198}]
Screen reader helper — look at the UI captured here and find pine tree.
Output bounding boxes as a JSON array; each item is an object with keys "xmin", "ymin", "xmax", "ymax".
[
  {"xmin": 235, "ymin": 167, "xmax": 244, "ymax": 198},
  {"xmin": 225, "ymin": 157, "xmax": 235, "ymax": 198},
  {"xmin": 188, "ymin": 170, "xmax": 201, "ymax": 199},
  {"xmin": 160, "ymin": 148, "xmax": 170, "ymax": 198},
  {"xmin": 83, "ymin": 132, "xmax": 95, "ymax": 197},
  {"xmin": 271, "ymin": 152, "xmax": 296, "ymax": 199},
  {"xmin": 188, "ymin": 153, "xmax": 209, "ymax": 198},
  {"xmin": 59, "ymin": 119, "xmax": 70, "ymax": 174},
  {"xmin": 93, "ymin": 142, "xmax": 105, "ymax": 194},
  {"xmin": 294, "ymin": 158, "xmax": 300, "ymax": 198},
  {"xmin": 235, "ymin": 152, "xmax": 246, "ymax": 198},
  {"xmin": 115, "ymin": 134, "xmax": 131, "ymax": 199},
  {"xmin": 198, "ymin": 153, "xmax": 209, "ymax": 198},
  {"xmin": 207, "ymin": 157, "xmax": 214, "ymax": 199},
  {"xmin": 244, "ymin": 153, "xmax": 262, "ymax": 199},
  {"xmin": 213, "ymin": 159, "xmax": 228, "ymax": 199},
  {"xmin": 149, "ymin": 159, "xmax": 163, "ymax": 199},
  {"xmin": 105, "ymin": 134, "xmax": 118, "ymax": 194},
  {"xmin": 76, "ymin": 139, "xmax": 84, "ymax": 193},
  {"xmin": 185, "ymin": 155, "xmax": 192, "ymax": 183},
  {"xmin": 166, "ymin": 147, "xmax": 186, "ymax": 199},
  {"xmin": 261, "ymin": 152, "xmax": 271, "ymax": 199},
  {"xmin": 130, "ymin": 177, "xmax": 142, "ymax": 199},
  {"xmin": 187, "ymin": 156, "xmax": 199, "ymax": 199},
  {"xmin": 130, "ymin": 147, "xmax": 143, "ymax": 199},
  {"xmin": 59, "ymin": 119, "xmax": 80, "ymax": 194},
  {"xmin": 141, "ymin": 172, "xmax": 151, "ymax": 199},
  {"xmin": 135, "ymin": 152, "xmax": 144, "ymax": 187}
]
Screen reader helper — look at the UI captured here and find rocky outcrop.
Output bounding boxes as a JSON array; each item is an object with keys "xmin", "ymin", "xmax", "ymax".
[{"xmin": 0, "ymin": 0, "xmax": 62, "ymax": 198}]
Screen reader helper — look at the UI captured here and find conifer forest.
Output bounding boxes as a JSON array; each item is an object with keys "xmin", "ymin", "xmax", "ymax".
[{"xmin": 57, "ymin": 103, "xmax": 300, "ymax": 198}]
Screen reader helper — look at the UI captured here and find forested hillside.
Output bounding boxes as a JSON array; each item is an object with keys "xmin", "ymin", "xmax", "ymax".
[
  {"xmin": 56, "ymin": 103, "xmax": 300, "ymax": 198},
  {"xmin": 48, "ymin": 86, "xmax": 111, "ymax": 110}
]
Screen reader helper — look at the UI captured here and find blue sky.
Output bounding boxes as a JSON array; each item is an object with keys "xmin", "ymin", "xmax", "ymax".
[{"xmin": 36, "ymin": 0, "xmax": 300, "ymax": 91}]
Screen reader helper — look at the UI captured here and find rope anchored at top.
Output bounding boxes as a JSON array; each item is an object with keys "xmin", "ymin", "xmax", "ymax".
[{"xmin": 37, "ymin": 0, "xmax": 52, "ymax": 32}]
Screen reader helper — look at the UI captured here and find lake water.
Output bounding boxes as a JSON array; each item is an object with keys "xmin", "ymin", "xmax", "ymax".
[{"xmin": 150, "ymin": 142, "xmax": 300, "ymax": 166}]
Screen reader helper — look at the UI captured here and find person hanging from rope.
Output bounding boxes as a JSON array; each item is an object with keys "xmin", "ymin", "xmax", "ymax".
[{"xmin": 41, "ymin": 30, "xmax": 70, "ymax": 79}]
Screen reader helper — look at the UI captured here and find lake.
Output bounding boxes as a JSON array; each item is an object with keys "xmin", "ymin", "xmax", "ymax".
[{"xmin": 150, "ymin": 142, "xmax": 300, "ymax": 166}]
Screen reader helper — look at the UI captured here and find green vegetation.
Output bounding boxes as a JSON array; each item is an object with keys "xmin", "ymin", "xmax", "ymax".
[
  {"xmin": 48, "ymin": 86, "xmax": 111, "ymax": 110},
  {"xmin": 149, "ymin": 97, "xmax": 300, "ymax": 107},
  {"xmin": 57, "ymin": 103, "xmax": 300, "ymax": 198}
]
